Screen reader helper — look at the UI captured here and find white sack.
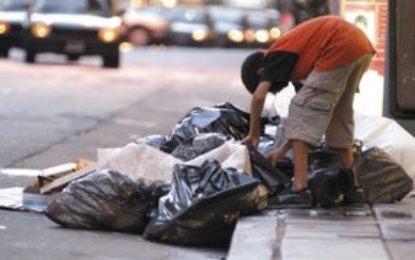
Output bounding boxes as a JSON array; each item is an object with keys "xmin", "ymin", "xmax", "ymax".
[
  {"xmin": 97, "ymin": 141, "xmax": 251, "ymax": 184},
  {"xmin": 186, "ymin": 141, "xmax": 252, "ymax": 175},
  {"xmin": 97, "ymin": 143, "xmax": 182, "ymax": 183}
]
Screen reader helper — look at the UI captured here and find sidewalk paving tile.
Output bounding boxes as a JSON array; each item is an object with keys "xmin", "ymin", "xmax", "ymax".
[
  {"xmin": 281, "ymin": 237, "xmax": 389, "ymax": 260},
  {"xmin": 384, "ymin": 241, "xmax": 415, "ymax": 260},
  {"xmin": 278, "ymin": 207, "xmax": 388, "ymax": 260},
  {"xmin": 374, "ymin": 199, "xmax": 415, "ymax": 241},
  {"xmin": 227, "ymin": 215, "xmax": 280, "ymax": 260}
]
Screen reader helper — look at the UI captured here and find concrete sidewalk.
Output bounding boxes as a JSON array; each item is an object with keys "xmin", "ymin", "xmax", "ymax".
[{"xmin": 228, "ymin": 197, "xmax": 415, "ymax": 260}]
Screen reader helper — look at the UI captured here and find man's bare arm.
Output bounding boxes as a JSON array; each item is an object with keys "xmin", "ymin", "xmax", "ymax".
[{"xmin": 243, "ymin": 81, "xmax": 271, "ymax": 147}]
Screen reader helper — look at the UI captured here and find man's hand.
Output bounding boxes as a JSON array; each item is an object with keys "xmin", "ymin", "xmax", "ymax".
[{"xmin": 242, "ymin": 134, "xmax": 260, "ymax": 148}]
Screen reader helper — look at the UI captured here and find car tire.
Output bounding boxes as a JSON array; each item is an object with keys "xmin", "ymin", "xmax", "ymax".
[
  {"xmin": 103, "ymin": 53, "xmax": 120, "ymax": 68},
  {"xmin": 0, "ymin": 48, "xmax": 9, "ymax": 58},
  {"xmin": 67, "ymin": 54, "xmax": 80, "ymax": 62},
  {"xmin": 25, "ymin": 50, "xmax": 36, "ymax": 64},
  {"xmin": 128, "ymin": 27, "xmax": 151, "ymax": 46}
]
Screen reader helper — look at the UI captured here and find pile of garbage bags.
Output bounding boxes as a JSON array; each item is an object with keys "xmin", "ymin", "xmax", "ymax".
[{"xmin": 46, "ymin": 102, "xmax": 413, "ymax": 247}]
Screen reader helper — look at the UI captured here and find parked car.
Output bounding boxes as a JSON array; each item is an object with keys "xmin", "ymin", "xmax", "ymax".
[
  {"xmin": 244, "ymin": 9, "xmax": 282, "ymax": 47},
  {"xmin": 208, "ymin": 6, "xmax": 245, "ymax": 47},
  {"xmin": 121, "ymin": 5, "xmax": 169, "ymax": 46},
  {"xmin": 0, "ymin": 0, "xmax": 31, "ymax": 57},
  {"xmin": 25, "ymin": 0, "xmax": 122, "ymax": 68},
  {"xmin": 166, "ymin": 6, "xmax": 215, "ymax": 46}
]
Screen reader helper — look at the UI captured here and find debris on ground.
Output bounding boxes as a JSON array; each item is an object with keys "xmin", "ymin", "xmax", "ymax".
[{"xmin": 0, "ymin": 160, "xmax": 95, "ymax": 212}]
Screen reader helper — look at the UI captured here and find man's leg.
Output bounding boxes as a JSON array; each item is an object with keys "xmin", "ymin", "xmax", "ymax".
[
  {"xmin": 276, "ymin": 76, "xmax": 341, "ymax": 206},
  {"xmin": 324, "ymin": 54, "xmax": 373, "ymax": 204},
  {"xmin": 336, "ymin": 148, "xmax": 354, "ymax": 169},
  {"xmin": 334, "ymin": 147, "xmax": 358, "ymax": 185},
  {"xmin": 325, "ymin": 54, "xmax": 373, "ymax": 186},
  {"xmin": 291, "ymin": 140, "xmax": 309, "ymax": 191},
  {"xmin": 268, "ymin": 138, "xmax": 313, "ymax": 207}
]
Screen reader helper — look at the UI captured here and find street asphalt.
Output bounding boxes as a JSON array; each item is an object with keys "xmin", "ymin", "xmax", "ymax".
[{"xmin": 1, "ymin": 46, "xmax": 414, "ymax": 260}]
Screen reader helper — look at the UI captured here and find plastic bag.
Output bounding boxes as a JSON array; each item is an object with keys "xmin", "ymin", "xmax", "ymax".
[
  {"xmin": 308, "ymin": 147, "xmax": 342, "ymax": 172},
  {"xmin": 247, "ymin": 146, "xmax": 288, "ymax": 195},
  {"xmin": 186, "ymin": 141, "xmax": 252, "ymax": 177},
  {"xmin": 171, "ymin": 133, "xmax": 227, "ymax": 161},
  {"xmin": 135, "ymin": 135, "xmax": 167, "ymax": 150},
  {"xmin": 161, "ymin": 103, "xmax": 279, "ymax": 153},
  {"xmin": 46, "ymin": 170, "xmax": 169, "ymax": 234},
  {"xmin": 97, "ymin": 143, "xmax": 181, "ymax": 183},
  {"xmin": 275, "ymin": 158, "xmax": 294, "ymax": 179},
  {"xmin": 308, "ymin": 167, "xmax": 352, "ymax": 208},
  {"xmin": 143, "ymin": 160, "xmax": 259, "ymax": 247},
  {"xmin": 257, "ymin": 134, "xmax": 276, "ymax": 157},
  {"xmin": 355, "ymin": 147, "xmax": 413, "ymax": 203},
  {"xmin": 185, "ymin": 143, "xmax": 266, "ymax": 214},
  {"xmin": 355, "ymin": 113, "xmax": 415, "ymax": 182}
]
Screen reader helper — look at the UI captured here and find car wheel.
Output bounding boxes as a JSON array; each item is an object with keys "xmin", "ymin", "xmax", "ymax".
[
  {"xmin": 102, "ymin": 53, "xmax": 120, "ymax": 68},
  {"xmin": 0, "ymin": 47, "xmax": 9, "ymax": 58},
  {"xmin": 25, "ymin": 50, "xmax": 36, "ymax": 64},
  {"xmin": 67, "ymin": 54, "xmax": 80, "ymax": 62},
  {"xmin": 128, "ymin": 28, "xmax": 151, "ymax": 46}
]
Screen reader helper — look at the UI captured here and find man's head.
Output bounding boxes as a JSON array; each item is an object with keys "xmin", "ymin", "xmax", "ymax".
[{"xmin": 241, "ymin": 51, "xmax": 265, "ymax": 94}]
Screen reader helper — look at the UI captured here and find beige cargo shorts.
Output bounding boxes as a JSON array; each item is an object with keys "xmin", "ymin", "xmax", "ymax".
[{"xmin": 284, "ymin": 53, "xmax": 373, "ymax": 148}]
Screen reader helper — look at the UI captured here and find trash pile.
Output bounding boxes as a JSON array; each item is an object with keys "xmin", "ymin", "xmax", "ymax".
[{"xmin": 4, "ymin": 102, "xmax": 413, "ymax": 247}]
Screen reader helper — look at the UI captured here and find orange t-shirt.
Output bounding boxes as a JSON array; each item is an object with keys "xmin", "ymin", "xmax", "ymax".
[{"xmin": 266, "ymin": 15, "xmax": 376, "ymax": 81}]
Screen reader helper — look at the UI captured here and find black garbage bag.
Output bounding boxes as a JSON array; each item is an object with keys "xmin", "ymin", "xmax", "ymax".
[
  {"xmin": 135, "ymin": 135, "xmax": 167, "ymax": 150},
  {"xmin": 308, "ymin": 141, "xmax": 363, "ymax": 171},
  {"xmin": 355, "ymin": 147, "xmax": 413, "ymax": 203},
  {"xmin": 171, "ymin": 133, "xmax": 228, "ymax": 161},
  {"xmin": 308, "ymin": 167, "xmax": 353, "ymax": 208},
  {"xmin": 247, "ymin": 146, "xmax": 288, "ymax": 195},
  {"xmin": 46, "ymin": 170, "xmax": 169, "ymax": 234},
  {"xmin": 161, "ymin": 103, "xmax": 280, "ymax": 153},
  {"xmin": 275, "ymin": 158, "xmax": 295, "ymax": 179},
  {"xmin": 143, "ymin": 160, "xmax": 259, "ymax": 247},
  {"xmin": 308, "ymin": 147, "xmax": 342, "ymax": 172}
]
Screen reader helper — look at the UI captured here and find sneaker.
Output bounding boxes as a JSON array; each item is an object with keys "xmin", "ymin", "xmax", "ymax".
[
  {"xmin": 343, "ymin": 186, "xmax": 367, "ymax": 205},
  {"xmin": 268, "ymin": 188, "xmax": 313, "ymax": 209}
]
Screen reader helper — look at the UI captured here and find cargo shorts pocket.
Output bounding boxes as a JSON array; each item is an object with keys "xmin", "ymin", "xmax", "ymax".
[
  {"xmin": 291, "ymin": 93, "xmax": 333, "ymax": 112},
  {"xmin": 308, "ymin": 98, "xmax": 332, "ymax": 111}
]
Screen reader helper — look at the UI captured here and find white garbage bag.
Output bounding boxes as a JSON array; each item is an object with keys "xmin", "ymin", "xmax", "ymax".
[
  {"xmin": 97, "ymin": 141, "xmax": 251, "ymax": 183},
  {"xmin": 97, "ymin": 143, "xmax": 182, "ymax": 183},
  {"xmin": 186, "ymin": 141, "xmax": 251, "ymax": 175}
]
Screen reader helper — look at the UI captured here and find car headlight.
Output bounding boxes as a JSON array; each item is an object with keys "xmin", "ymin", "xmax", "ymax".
[
  {"xmin": 244, "ymin": 29, "xmax": 255, "ymax": 43},
  {"xmin": 31, "ymin": 23, "xmax": 51, "ymax": 38},
  {"xmin": 0, "ymin": 21, "xmax": 10, "ymax": 35},
  {"xmin": 192, "ymin": 29, "xmax": 208, "ymax": 42},
  {"xmin": 270, "ymin": 27, "xmax": 281, "ymax": 39},
  {"xmin": 255, "ymin": 29, "xmax": 270, "ymax": 43},
  {"xmin": 98, "ymin": 28, "xmax": 120, "ymax": 43},
  {"xmin": 227, "ymin": 29, "xmax": 244, "ymax": 43}
]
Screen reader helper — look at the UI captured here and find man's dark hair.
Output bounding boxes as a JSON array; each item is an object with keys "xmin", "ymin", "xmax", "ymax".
[{"xmin": 241, "ymin": 51, "xmax": 265, "ymax": 94}]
